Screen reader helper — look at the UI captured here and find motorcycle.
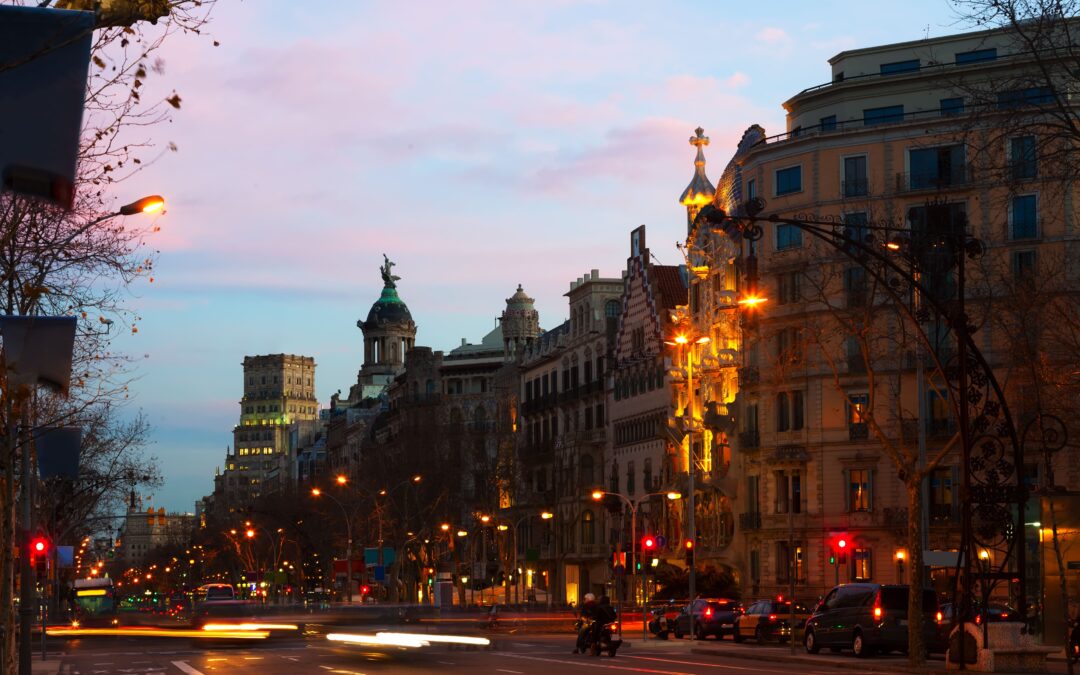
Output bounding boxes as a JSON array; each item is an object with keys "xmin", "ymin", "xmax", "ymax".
[
  {"xmin": 648, "ymin": 608, "xmax": 671, "ymax": 640},
  {"xmin": 574, "ymin": 617, "xmax": 622, "ymax": 657}
]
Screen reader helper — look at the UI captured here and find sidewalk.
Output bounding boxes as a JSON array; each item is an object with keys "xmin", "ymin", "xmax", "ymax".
[
  {"xmin": 614, "ymin": 634, "xmax": 1070, "ymax": 674},
  {"xmin": 29, "ymin": 656, "xmax": 62, "ymax": 675}
]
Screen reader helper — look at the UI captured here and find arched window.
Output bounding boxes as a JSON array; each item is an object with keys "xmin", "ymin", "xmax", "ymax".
[
  {"xmin": 581, "ymin": 509, "xmax": 595, "ymax": 545},
  {"xmin": 605, "ymin": 300, "xmax": 620, "ymax": 317}
]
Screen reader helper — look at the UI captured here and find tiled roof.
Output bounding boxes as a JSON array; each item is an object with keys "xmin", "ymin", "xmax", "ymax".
[{"xmin": 653, "ymin": 265, "xmax": 687, "ymax": 309}]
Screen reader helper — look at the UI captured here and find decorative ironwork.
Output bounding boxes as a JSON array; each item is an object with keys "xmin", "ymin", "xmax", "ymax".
[{"xmin": 694, "ymin": 198, "xmax": 1035, "ymax": 644}]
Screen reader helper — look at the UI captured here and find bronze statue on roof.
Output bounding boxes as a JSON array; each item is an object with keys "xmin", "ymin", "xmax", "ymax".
[{"xmin": 380, "ymin": 253, "xmax": 401, "ymax": 288}]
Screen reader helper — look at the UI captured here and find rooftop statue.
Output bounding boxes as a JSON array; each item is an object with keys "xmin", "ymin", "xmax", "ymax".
[{"xmin": 380, "ymin": 253, "xmax": 401, "ymax": 289}]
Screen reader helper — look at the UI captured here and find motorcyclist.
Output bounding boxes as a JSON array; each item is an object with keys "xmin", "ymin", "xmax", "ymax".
[
  {"xmin": 573, "ymin": 593, "xmax": 597, "ymax": 654},
  {"xmin": 590, "ymin": 595, "xmax": 617, "ymax": 649}
]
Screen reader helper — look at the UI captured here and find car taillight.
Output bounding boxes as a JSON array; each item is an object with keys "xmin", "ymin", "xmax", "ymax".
[
  {"xmin": 1000, "ymin": 612, "xmax": 1008, "ymax": 619},
  {"xmin": 975, "ymin": 615, "xmax": 982, "ymax": 625},
  {"xmin": 768, "ymin": 614, "xmax": 777, "ymax": 621},
  {"xmin": 936, "ymin": 611, "xmax": 943, "ymax": 623},
  {"xmin": 873, "ymin": 605, "xmax": 882, "ymax": 620},
  {"xmin": 704, "ymin": 607, "xmax": 713, "ymax": 618}
]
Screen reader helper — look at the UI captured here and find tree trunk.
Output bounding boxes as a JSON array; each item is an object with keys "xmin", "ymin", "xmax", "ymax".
[
  {"xmin": 1047, "ymin": 497, "xmax": 1074, "ymax": 675},
  {"xmin": 907, "ymin": 477, "xmax": 927, "ymax": 669}
]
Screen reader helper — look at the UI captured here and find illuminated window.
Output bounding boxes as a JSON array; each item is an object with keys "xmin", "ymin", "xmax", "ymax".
[
  {"xmin": 848, "ymin": 469, "xmax": 872, "ymax": 512},
  {"xmin": 852, "ymin": 547, "xmax": 872, "ymax": 581}
]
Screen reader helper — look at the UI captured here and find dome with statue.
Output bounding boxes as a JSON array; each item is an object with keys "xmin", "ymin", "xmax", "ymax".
[{"xmin": 359, "ymin": 254, "xmax": 415, "ymax": 330}]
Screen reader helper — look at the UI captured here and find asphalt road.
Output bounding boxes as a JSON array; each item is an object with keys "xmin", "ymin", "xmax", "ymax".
[{"xmin": 45, "ymin": 634, "xmax": 878, "ymax": 675}]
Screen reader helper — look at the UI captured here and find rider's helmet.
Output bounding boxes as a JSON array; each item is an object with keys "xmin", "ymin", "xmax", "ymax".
[{"xmin": 583, "ymin": 593, "xmax": 596, "ymax": 605}]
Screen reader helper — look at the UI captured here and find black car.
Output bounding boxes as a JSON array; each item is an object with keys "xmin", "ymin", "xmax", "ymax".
[
  {"xmin": 673, "ymin": 598, "xmax": 742, "ymax": 640},
  {"xmin": 803, "ymin": 583, "xmax": 942, "ymax": 657}
]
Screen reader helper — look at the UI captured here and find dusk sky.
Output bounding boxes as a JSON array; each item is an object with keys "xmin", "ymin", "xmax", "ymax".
[{"xmin": 111, "ymin": 0, "xmax": 967, "ymax": 512}]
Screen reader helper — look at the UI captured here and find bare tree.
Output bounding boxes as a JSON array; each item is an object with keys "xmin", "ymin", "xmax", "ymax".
[{"xmin": 0, "ymin": 1, "xmax": 213, "ymax": 668}]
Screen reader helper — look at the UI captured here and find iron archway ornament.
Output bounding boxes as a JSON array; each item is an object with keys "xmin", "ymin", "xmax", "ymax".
[{"xmin": 692, "ymin": 197, "xmax": 1061, "ymax": 639}]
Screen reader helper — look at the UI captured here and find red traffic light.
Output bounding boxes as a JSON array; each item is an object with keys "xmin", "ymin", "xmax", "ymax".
[
  {"xmin": 32, "ymin": 539, "xmax": 46, "ymax": 554},
  {"xmin": 684, "ymin": 538, "xmax": 694, "ymax": 550},
  {"xmin": 360, "ymin": 585, "xmax": 370, "ymax": 595},
  {"xmin": 837, "ymin": 538, "xmax": 847, "ymax": 549},
  {"xmin": 642, "ymin": 535, "xmax": 656, "ymax": 551}
]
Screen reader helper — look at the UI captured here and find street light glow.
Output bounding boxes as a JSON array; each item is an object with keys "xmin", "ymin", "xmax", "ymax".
[
  {"xmin": 119, "ymin": 195, "xmax": 165, "ymax": 216},
  {"xmin": 541, "ymin": 511, "xmax": 554, "ymax": 520},
  {"xmin": 666, "ymin": 491, "xmax": 682, "ymax": 500},
  {"xmin": 311, "ymin": 488, "xmax": 321, "ymax": 496},
  {"xmin": 335, "ymin": 475, "xmax": 347, "ymax": 485},
  {"xmin": 674, "ymin": 335, "xmax": 689, "ymax": 344},
  {"xmin": 440, "ymin": 523, "xmax": 450, "ymax": 531},
  {"xmin": 591, "ymin": 490, "xmax": 604, "ymax": 501},
  {"xmin": 412, "ymin": 474, "xmax": 422, "ymax": 483},
  {"xmin": 738, "ymin": 294, "xmax": 767, "ymax": 307}
]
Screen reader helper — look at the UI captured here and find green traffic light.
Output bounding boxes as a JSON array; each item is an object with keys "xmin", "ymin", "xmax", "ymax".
[{"xmin": 829, "ymin": 555, "xmax": 836, "ymax": 565}]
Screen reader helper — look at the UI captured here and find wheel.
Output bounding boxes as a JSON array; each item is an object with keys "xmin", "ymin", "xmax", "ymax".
[
  {"xmin": 853, "ymin": 631, "xmax": 873, "ymax": 658},
  {"xmin": 591, "ymin": 642, "xmax": 601, "ymax": 657},
  {"xmin": 608, "ymin": 646, "xmax": 617, "ymax": 657},
  {"xmin": 658, "ymin": 631, "xmax": 668, "ymax": 640},
  {"xmin": 695, "ymin": 624, "xmax": 708, "ymax": 641},
  {"xmin": 755, "ymin": 626, "xmax": 766, "ymax": 645},
  {"xmin": 733, "ymin": 624, "xmax": 744, "ymax": 643},
  {"xmin": 804, "ymin": 627, "xmax": 820, "ymax": 654},
  {"xmin": 674, "ymin": 625, "xmax": 684, "ymax": 640}
]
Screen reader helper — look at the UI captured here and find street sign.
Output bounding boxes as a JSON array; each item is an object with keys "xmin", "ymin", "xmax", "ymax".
[
  {"xmin": 362, "ymin": 547, "xmax": 396, "ymax": 565},
  {"xmin": 613, "ymin": 564, "xmax": 625, "ymax": 577},
  {"xmin": 56, "ymin": 545, "xmax": 73, "ymax": 567},
  {"xmin": 0, "ymin": 6, "xmax": 94, "ymax": 209},
  {"xmin": 656, "ymin": 535, "xmax": 667, "ymax": 549},
  {"xmin": 1067, "ymin": 561, "xmax": 1080, "ymax": 571},
  {"xmin": 372, "ymin": 565, "xmax": 385, "ymax": 582}
]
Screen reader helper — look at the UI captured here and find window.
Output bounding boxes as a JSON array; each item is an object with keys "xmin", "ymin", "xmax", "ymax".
[
  {"xmin": 848, "ymin": 393, "xmax": 869, "ymax": 439},
  {"xmin": 843, "ymin": 155, "xmax": 868, "ymax": 197},
  {"xmin": 792, "ymin": 390, "xmax": 804, "ymax": 430},
  {"xmin": 880, "ymin": 59, "xmax": 919, "ymax": 75},
  {"xmin": 775, "ymin": 223, "xmax": 803, "ymax": 250},
  {"xmin": 792, "ymin": 473, "xmax": 802, "ymax": 514},
  {"xmin": 609, "ymin": 462, "xmax": 619, "ymax": 493},
  {"xmin": 956, "ymin": 48, "xmax": 996, "ymax": 64},
  {"xmin": 777, "ymin": 271, "xmax": 802, "ymax": 305},
  {"xmin": 776, "ymin": 327, "xmax": 802, "ymax": 364},
  {"xmin": 746, "ymin": 178, "xmax": 757, "ymax": 200},
  {"xmin": 1010, "ymin": 136, "xmax": 1037, "ymax": 180},
  {"xmin": 1011, "ymin": 194, "xmax": 1038, "ymax": 239},
  {"xmin": 864, "ymin": 105, "xmax": 904, "ymax": 126},
  {"xmin": 909, "ymin": 145, "xmax": 965, "ymax": 189},
  {"xmin": 775, "ymin": 470, "xmax": 790, "ymax": 513},
  {"xmin": 929, "ymin": 467, "xmax": 955, "ymax": 521},
  {"xmin": 940, "ymin": 97, "xmax": 964, "ymax": 117},
  {"xmin": 1014, "ymin": 250, "xmax": 1037, "ymax": 279},
  {"xmin": 848, "ymin": 468, "xmax": 872, "ymax": 512},
  {"xmin": 581, "ymin": 510, "xmax": 595, "ymax": 545},
  {"xmin": 605, "ymin": 300, "xmax": 620, "ymax": 318},
  {"xmin": 776, "ymin": 540, "xmax": 791, "ymax": 583},
  {"xmin": 844, "ymin": 266, "xmax": 867, "ymax": 307},
  {"xmin": 626, "ymin": 460, "xmax": 635, "ymax": 496},
  {"xmin": 998, "ymin": 86, "xmax": 1053, "ymax": 109},
  {"xmin": 820, "ymin": 115, "xmax": 837, "ymax": 132},
  {"xmin": 643, "ymin": 458, "xmax": 653, "ymax": 492},
  {"xmin": 776, "ymin": 392, "xmax": 789, "ymax": 432},
  {"xmin": 844, "ymin": 211, "xmax": 869, "ymax": 247},
  {"xmin": 852, "ymin": 548, "xmax": 873, "ymax": 581},
  {"xmin": 775, "ymin": 166, "xmax": 802, "ymax": 196}
]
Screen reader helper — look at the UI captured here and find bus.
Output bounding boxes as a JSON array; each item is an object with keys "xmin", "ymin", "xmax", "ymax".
[{"xmin": 72, "ymin": 577, "xmax": 119, "ymax": 626}]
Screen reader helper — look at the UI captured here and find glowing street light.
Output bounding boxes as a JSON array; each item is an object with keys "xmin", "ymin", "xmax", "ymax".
[
  {"xmin": 118, "ymin": 195, "xmax": 165, "ymax": 216},
  {"xmin": 335, "ymin": 475, "xmax": 348, "ymax": 485}
]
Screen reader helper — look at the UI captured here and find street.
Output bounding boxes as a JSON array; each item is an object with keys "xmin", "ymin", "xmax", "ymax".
[{"xmin": 33, "ymin": 632, "xmax": 1076, "ymax": 675}]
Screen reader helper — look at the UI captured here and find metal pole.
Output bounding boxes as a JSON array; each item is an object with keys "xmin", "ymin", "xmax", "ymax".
[
  {"xmin": 19, "ymin": 403, "xmax": 33, "ymax": 675},
  {"xmin": 789, "ymin": 499, "xmax": 796, "ymax": 654},
  {"xmin": 957, "ymin": 237, "xmax": 971, "ymax": 670},
  {"xmin": 686, "ymin": 345, "xmax": 697, "ymax": 640}
]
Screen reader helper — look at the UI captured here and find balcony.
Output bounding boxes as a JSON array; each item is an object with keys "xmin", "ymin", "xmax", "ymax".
[
  {"xmin": 739, "ymin": 512, "xmax": 762, "ymax": 531},
  {"xmin": 929, "ymin": 504, "xmax": 959, "ymax": 524},
  {"xmin": 896, "ymin": 166, "xmax": 972, "ymax": 193}
]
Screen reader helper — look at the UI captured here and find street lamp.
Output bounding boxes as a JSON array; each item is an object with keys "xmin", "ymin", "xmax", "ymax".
[
  {"xmin": 503, "ymin": 510, "xmax": 555, "ymax": 605},
  {"xmin": 591, "ymin": 489, "xmax": 682, "ymax": 640},
  {"xmin": 310, "ymin": 486, "xmax": 353, "ymax": 603},
  {"xmin": 663, "ymin": 332, "xmax": 710, "ymax": 627}
]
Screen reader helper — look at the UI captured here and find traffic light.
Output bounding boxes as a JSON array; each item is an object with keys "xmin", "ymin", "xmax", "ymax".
[
  {"xmin": 360, "ymin": 585, "xmax": 370, "ymax": 596},
  {"xmin": 683, "ymin": 538, "xmax": 694, "ymax": 564},
  {"xmin": 31, "ymin": 536, "xmax": 48, "ymax": 575},
  {"xmin": 837, "ymin": 538, "xmax": 848, "ymax": 564},
  {"xmin": 641, "ymin": 535, "xmax": 656, "ymax": 553},
  {"xmin": 828, "ymin": 550, "xmax": 837, "ymax": 565}
]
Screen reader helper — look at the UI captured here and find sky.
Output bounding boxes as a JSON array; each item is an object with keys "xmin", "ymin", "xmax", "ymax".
[{"xmin": 107, "ymin": 0, "xmax": 971, "ymax": 512}]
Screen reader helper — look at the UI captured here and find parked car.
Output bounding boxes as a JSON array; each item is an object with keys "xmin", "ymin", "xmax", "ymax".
[
  {"xmin": 803, "ymin": 583, "xmax": 943, "ymax": 657},
  {"xmin": 673, "ymin": 598, "xmax": 742, "ymax": 640},
  {"xmin": 734, "ymin": 597, "xmax": 813, "ymax": 644},
  {"xmin": 939, "ymin": 601, "xmax": 1021, "ymax": 625}
]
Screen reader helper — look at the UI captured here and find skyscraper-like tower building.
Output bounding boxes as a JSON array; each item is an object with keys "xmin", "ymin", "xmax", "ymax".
[{"xmin": 500, "ymin": 284, "xmax": 541, "ymax": 360}]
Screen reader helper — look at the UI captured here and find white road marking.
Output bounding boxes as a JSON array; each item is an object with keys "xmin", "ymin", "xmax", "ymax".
[
  {"xmin": 623, "ymin": 653, "xmax": 825, "ymax": 673},
  {"xmin": 497, "ymin": 670, "xmax": 524, "ymax": 674},
  {"xmin": 436, "ymin": 661, "xmax": 456, "ymax": 666},
  {"xmin": 170, "ymin": 662, "xmax": 205, "ymax": 675}
]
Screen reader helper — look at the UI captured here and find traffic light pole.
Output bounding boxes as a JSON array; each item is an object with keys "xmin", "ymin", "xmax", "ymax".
[{"xmin": 17, "ymin": 402, "xmax": 34, "ymax": 675}]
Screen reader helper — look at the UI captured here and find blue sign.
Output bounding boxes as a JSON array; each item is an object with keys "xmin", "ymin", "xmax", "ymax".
[
  {"xmin": 363, "ymin": 547, "xmax": 396, "ymax": 565},
  {"xmin": 373, "ymin": 565, "xmax": 385, "ymax": 582},
  {"xmin": 656, "ymin": 535, "xmax": 667, "ymax": 549},
  {"xmin": 56, "ymin": 545, "xmax": 73, "ymax": 567}
]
